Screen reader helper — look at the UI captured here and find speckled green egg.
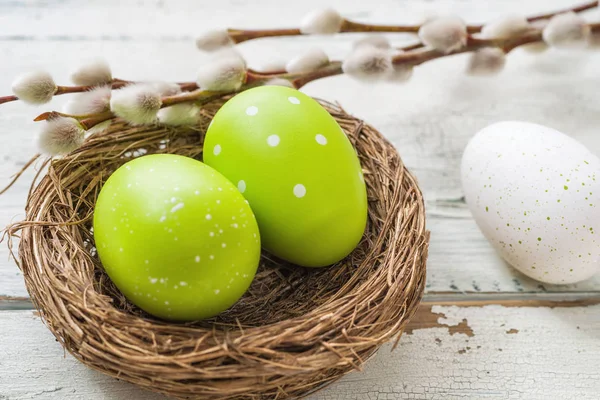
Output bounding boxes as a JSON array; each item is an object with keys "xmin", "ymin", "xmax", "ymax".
[
  {"xmin": 204, "ymin": 86, "xmax": 367, "ymax": 267},
  {"xmin": 93, "ymin": 154, "xmax": 261, "ymax": 321}
]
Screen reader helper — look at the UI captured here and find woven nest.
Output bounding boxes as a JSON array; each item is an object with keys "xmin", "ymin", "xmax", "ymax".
[{"xmin": 9, "ymin": 98, "xmax": 429, "ymax": 400}]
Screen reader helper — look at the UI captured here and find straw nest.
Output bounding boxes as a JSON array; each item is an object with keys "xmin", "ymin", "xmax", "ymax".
[{"xmin": 8, "ymin": 98, "xmax": 429, "ymax": 399}]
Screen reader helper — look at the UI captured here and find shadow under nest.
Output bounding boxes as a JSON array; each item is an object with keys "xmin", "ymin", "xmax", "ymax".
[{"xmin": 11, "ymin": 97, "xmax": 428, "ymax": 399}]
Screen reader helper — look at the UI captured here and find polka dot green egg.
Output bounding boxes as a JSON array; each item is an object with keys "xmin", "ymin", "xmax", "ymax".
[
  {"xmin": 204, "ymin": 86, "xmax": 368, "ymax": 267},
  {"xmin": 93, "ymin": 154, "xmax": 261, "ymax": 321}
]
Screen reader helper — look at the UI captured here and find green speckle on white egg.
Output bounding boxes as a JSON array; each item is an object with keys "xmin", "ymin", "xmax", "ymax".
[
  {"xmin": 204, "ymin": 86, "xmax": 367, "ymax": 267},
  {"xmin": 93, "ymin": 154, "xmax": 261, "ymax": 321},
  {"xmin": 462, "ymin": 121, "xmax": 600, "ymax": 284}
]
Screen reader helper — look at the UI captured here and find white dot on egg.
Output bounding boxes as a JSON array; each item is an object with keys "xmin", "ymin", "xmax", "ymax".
[
  {"xmin": 214, "ymin": 289, "xmax": 220, "ymax": 294},
  {"xmin": 238, "ymin": 180, "xmax": 246, "ymax": 193},
  {"xmin": 222, "ymin": 243, "xmax": 227, "ymax": 248},
  {"xmin": 195, "ymin": 256, "xmax": 200, "ymax": 263},
  {"xmin": 267, "ymin": 135, "xmax": 280, "ymax": 147},
  {"xmin": 288, "ymin": 96, "xmax": 300, "ymax": 104},
  {"xmin": 213, "ymin": 144, "xmax": 222, "ymax": 156},
  {"xmin": 209, "ymin": 232, "xmax": 215, "ymax": 237},
  {"xmin": 206, "ymin": 214, "xmax": 212, "ymax": 220},
  {"xmin": 315, "ymin": 134, "xmax": 327, "ymax": 145},
  {"xmin": 209, "ymin": 255, "xmax": 215, "ymax": 260},
  {"xmin": 171, "ymin": 202, "xmax": 184, "ymax": 213},
  {"xmin": 246, "ymin": 106, "xmax": 258, "ymax": 116},
  {"xmin": 293, "ymin": 184, "xmax": 307, "ymax": 198}
]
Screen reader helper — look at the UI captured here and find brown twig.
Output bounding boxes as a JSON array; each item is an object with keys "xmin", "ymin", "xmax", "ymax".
[
  {"xmin": 527, "ymin": 0, "xmax": 598, "ymax": 22},
  {"xmin": 226, "ymin": 0, "xmax": 598, "ymax": 44},
  {"xmin": 79, "ymin": 111, "xmax": 115, "ymax": 130},
  {"xmin": 34, "ymin": 23, "xmax": 600, "ymax": 128},
  {"xmin": 0, "ymin": 95, "xmax": 18, "ymax": 105},
  {"xmin": 33, "ymin": 110, "xmax": 107, "ymax": 122}
]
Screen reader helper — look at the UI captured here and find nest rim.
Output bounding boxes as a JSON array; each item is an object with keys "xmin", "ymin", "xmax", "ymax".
[{"xmin": 9, "ymin": 98, "xmax": 428, "ymax": 400}]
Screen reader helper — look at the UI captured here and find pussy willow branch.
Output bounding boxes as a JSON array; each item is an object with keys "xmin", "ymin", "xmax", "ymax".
[
  {"xmin": 1, "ymin": 79, "xmax": 201, "ymax": 106},
  {"xmin": 227, "ymin": 0, "xmax": 598, "ymax": 44},
  {"xmin": 3, "ymin": 2, "xmax": 596, "ymax": 106},
  {"xmin": 42, "ymin": 23, "xmax": 600, "ymax": 130}
]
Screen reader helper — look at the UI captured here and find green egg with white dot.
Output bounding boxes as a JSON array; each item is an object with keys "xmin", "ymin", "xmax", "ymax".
[
  {"xmin": 204, "ymin": 86, "xmax": 368, "ymax": 267},
  {"xmin": 462, "ymin": 121, "xmax": 600, "ymax": 284},
  {"xmin": 93, "ymin": 154, "xmax": 261, "ymax": 321}
]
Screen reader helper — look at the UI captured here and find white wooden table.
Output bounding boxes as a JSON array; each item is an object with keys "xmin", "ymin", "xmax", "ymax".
[{"xmin": 1, "ymin": 0, "xmax": 600, "ymax": 399}]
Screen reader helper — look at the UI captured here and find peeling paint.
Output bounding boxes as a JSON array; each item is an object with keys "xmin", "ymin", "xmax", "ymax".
[{"xmin": 404, "ymin": 305, "xmax": 475, "ymax": 337}]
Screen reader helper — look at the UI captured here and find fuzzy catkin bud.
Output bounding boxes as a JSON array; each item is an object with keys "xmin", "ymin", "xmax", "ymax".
[
  {"xmin": 157, "ymin": 103, "xmax": 200, "ymax": 126},
  {"xmin": 543, "ymin": 12, "xmax": 590, "ymax": 48},
  {"xmin": 254, "ymin": 59, "xmax": 288, "ymax": 73},
  {"xmin": 263, "ymin": 78, "xmax": 295, "ymax": 88},
  {"xmin": 87, "ymin": 120, "xmax": 112, "ymax": 135},
  {"xmin": 522, "ymin": 20, "xmax": 549, "ymax": 53},
  {"xmin": 212, "ymin": 48, "xmax": 247, "ymax": 69},
  {"xmin": 342, "ymin": 46, "xmax": 393, "ymax": 82},
  {"xmin": 466, "ymin": 48, "xmax": 506, "ymax": 76},
  {"xmin": 70, "ymin": 59, "xmax": 112, "ymax": 86},
  {"xmin": 37, "ymin": 117, "xmax": 85, "ymax": 156},
  {"xmin": 353, "ymin": 35, "xmax": 391, "ymax": 50},
  {"xmin": 149, "ymin": 81, "xmax": 182, "ymax": 96},
  {"xmin": 285, "ymin": 48, "xmax": 330, "ymax": 73},
  {"xmin": 300, "ymin": 8, "xmax": 343, "ymax": 34},
  {"xmin": 63, "ymin": 85, "xmax": 111, "ymax": 115},
  {"xmin": 196, "ymin": 29, "xmax": 233, "ymax": 52},
  {"xmin": 386, "ymin": 63, "xmax": 413, "ymax": 83},
  {"xmin": 418, "ymin": 16, "xmax": 468, "ymax": 54},
  {"xmin": 589, "ymin": 31, "xmax": 600, "ymax": 49},
  {"xmin": 110, "ymin": 84, "xmax": 162, "ymax": 125},
  {"xmin": 196, "ymin": 56, "xmax": 247, "ymax": 91},
  {"xmin": 480, "ymin": 15, "xmax": 531, "ymax": 39},
  {"xmin": 12, "ymin": 71, "xmax": 57, "ymax": 105}
]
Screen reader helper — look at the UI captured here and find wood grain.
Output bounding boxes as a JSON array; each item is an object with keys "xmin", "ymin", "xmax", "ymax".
[
  {"xmin": 2, "ymin": 0, "xmax": 600, "ymax": 298},
  {"xmin": 1, "ymin": 304, "xmax": 599, "ymax": 399}
]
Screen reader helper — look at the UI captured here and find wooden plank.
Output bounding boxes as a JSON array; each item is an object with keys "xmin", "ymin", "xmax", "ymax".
[
  {"xmin": 3, "ymin": 0, "xmax": 600, "ymax": 298},
  {"xmin": 1, "ymin": 303, "xmax": 599, "ymax": 399}
]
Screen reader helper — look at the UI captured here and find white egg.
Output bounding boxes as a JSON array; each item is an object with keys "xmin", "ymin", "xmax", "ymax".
[{"xmin": 461, "ymin": 121, "xmax": 600, "ymax": 284}]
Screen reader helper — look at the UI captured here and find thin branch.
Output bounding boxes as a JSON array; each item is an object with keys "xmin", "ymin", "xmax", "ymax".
[
  {"xmin": 33, "ymin": 110, "xmax": 104, "ymax": 122},
  {"xmin": 225, "ymin": 0, "xmax": 598, "ymax": 44},
  {"xmin": 80, "ymin": 111, "xmax": 115, "ymax": 130},
  {"xmin": 527, "ymin": 0, "xmax": 598, "ymax": 22},
  {"xmin": 0, "ymin": 95, "xmax": 18, "ymax": 105}
]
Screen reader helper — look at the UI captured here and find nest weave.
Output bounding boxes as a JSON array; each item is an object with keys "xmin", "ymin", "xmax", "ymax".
[{"xmin": 9, "ymin": 98, "xmax": 429, "ymax": 399}]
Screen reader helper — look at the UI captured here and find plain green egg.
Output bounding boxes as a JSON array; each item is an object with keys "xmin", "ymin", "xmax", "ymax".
[
  {"xmin": 204, "ymin": 86, "xmax": 367, "ymax": 267},
  {"xmin": 93, "ymin": 154, "xmax": 261, "ymax": 321}
]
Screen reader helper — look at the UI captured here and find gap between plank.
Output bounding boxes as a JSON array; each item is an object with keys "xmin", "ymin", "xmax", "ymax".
[{"xmin": 2, "ymin": 291, "xmax": 599, "ymax": 311}]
